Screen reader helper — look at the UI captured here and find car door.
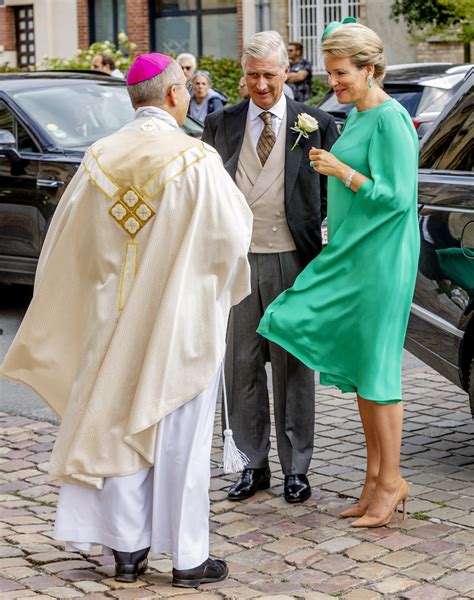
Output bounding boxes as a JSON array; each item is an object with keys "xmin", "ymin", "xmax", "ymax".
[
  {"xmin": 407, "ymin": 80, "xmax": 474, "ymax": 385},
  {"xmin": 0, "ymin": 99, "xmax": 42, "ymax": 268}
]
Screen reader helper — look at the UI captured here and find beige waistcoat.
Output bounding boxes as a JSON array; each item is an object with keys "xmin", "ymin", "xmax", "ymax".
[{"xmin": 236, "ymin": 119, "xmax": 296, "ymax": 253}]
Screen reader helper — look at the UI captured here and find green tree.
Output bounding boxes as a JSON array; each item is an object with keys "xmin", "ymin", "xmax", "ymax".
[{"xmin": 391, "ymin": 0, "xmax": 474, "ymax": 61}]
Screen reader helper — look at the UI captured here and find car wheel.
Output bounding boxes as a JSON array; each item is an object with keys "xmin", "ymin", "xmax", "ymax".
[{"xmin": 469, "ymin": 356, "xmax": 474, "ymax": 418}]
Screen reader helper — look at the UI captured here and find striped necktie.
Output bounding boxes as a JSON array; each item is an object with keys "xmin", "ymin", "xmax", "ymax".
[{"xmin": 256, "ymin": 111, "xmax": 276, "ymax": 166}]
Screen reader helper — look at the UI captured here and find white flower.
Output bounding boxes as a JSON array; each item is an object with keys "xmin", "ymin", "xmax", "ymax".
[
  {"xmin": 297, "ymin": 113, "xmax": 319, "ymax": 133},
  {"xmin": 124, "ymin": 217, "xmax": 141, "ymax": 235},
  {"xmin": 290, "ymin": 113, "xmax": 319, "ymax": 151},
  {"xmin": 123, "ymin": 190, "xmax": 139, "ymax": 207},
  {"xmin": 111, "ymin": 203, "xmax": 127, "ymax": 221}
]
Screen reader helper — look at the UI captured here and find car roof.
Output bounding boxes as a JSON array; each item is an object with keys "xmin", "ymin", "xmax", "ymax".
[{"xmin": 0, "ymin": 70, "xmax": 125, "ymax": 92}]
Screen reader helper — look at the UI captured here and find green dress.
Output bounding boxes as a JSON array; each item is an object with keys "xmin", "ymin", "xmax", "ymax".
[{"xmin": 257, "ymin": 99, "xmax": 420, "ymax": 403}]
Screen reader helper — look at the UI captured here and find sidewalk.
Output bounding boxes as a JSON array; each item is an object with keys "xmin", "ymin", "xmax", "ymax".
[{"xmin": 1, "ymin": 366, "xmax": 474, "ymax": 599}]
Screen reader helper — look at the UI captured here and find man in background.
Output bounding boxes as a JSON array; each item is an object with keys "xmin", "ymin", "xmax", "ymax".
[
  {"xmin": 92, "ymin": 52, "xmax": 124, "ymax": 78},
  {"xmin": 286, "ymin": 42, "xmax": 312, "ymax": 102}
]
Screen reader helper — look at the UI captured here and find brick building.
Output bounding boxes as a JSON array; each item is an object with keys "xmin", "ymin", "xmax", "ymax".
[{"xmin": 0, "ymin": 0, "xmax": 470, "ymax": 69}]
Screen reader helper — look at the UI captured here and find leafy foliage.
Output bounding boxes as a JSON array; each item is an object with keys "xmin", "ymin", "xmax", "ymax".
[
  {"xmin": 197, "ymin": 55, "xmax": 243, "ymax": 105},
  {"xmin": 391, "ymin": 0, "xmax": 474, "ymax": 45},
  {"xmin": 41, "ymin": 32, "xmax": 137, "ymax": 72},
  {"xmin": 307, "ymin": 77, "xmax": 330, "ymax": 106}
]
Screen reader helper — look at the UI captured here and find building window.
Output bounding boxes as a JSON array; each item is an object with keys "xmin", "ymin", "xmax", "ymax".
[
  {"xmin": 15, "ymin": 5, "xmax": 35, "ymax": 68},
  {"xmin": 288, "ymin": 0, "xmax": 361, "ymax": 72},
  {"xmin": 89, "ymin": 0, "xmax": 127, "ymax": 45},
  {"xmin": 151, "ymin": 1, "xmax": 237, "ymax": 58}
]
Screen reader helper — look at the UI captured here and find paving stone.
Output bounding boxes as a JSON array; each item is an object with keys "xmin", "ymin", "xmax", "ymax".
[
  {"xmin": 42, "ymin": 560, "xmax": 97, "ymax": 574},
  {"xmin": 350, "ymin": 563, "xmax": 397, "ymax": 582},
  {"xmin": 410, "ymin": 538, "xmax": 462, "ymax": 555},
  {"xmin": 263, "ymin": 536, "xmax": 311, "ymax": 556},
  {"xmin": 311, "ymin": 554, "xmax": 356, "ymax": 574},
  {"xmin": 401, "ymin": 584, "xmax": 457, "ymax": 599},
  {"xmin": 378, "ymin": 550, "xmax": 429, "ymax": 568},
  {"xmin": 315, "ymin": 536, "xmax": 361, "ymax": 554},
  {"xmin": 373, "ymin": 575, "xmax": 419, "ymax": 594},
  {"xmin": 21, "ymin": 575, "xmax": 64, "ymax": 589},
  {"xmin": 314, "ymin": 574, "xmax": 362, "ymax": 594},
  {"xmin": 0, "ymin": 578, "xmax": 26, "ymax": 592},
  {"xmin": 438, "ymin": 572, "xmax": 474, "ymax": 593},
  {"xmin": 345, "ymin": 542, "xmax": 388, "ymax": 562},
  {"xmin": 375, "ymin": 533, "xmax": 421, "ymax": 551},
  {"xmin": 405, "ymin": 561, "xmax": 450, "ymax": 581},
  {"xmin": 42, "ymin": 587, "xmax": 84, "ymax": 598},
  {"xmin": 343, "ymin": 590, "xmax": 382, "ymax": 600}
]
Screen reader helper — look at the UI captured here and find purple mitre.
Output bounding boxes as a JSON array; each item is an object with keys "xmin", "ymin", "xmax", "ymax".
[{"xmin": 127, "ymin": 53, "xmax": 174, "ymax": 85}]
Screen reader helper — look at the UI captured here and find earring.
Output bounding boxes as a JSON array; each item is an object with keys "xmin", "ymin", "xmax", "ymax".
[{"xmin": 368, "ymin": 75, "xmax": 374, "ymax": 89}]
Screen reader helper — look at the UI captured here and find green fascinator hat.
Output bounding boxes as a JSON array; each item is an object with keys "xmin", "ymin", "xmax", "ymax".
[{"xmin": 321, "ymin": 16, "xmax": 358, "ymax": 41}]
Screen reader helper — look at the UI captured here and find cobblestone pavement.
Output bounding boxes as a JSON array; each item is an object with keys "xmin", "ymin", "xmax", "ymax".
[{"xmin": 1, "ymin": 366, "xmax": 474, "ymax": 599}]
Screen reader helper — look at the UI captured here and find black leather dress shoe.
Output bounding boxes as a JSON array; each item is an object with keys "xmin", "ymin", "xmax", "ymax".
[
  {"xmin": 228, "ymin": 466, "xmax": 271, "ymax": 501},
  {"xmin": 113, "ymin": 547, "xmax": 150, "ymax": 583},
  {"xmin": 284, "ymin": 474, "xmax": 311, "ymax": 503},
  {"xmin": 172, "ymin": 557, "xmax": 228, "ymax": 588}
]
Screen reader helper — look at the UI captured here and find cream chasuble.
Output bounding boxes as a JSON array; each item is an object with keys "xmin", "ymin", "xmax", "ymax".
[{"xmin": 0, "ymin": 110, "xmax": 253, "ymax": 489}]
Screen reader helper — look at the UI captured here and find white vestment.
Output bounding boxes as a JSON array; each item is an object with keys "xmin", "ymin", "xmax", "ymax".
[{"xmin": 54, "ymin": 367, "xmax": 220, "ymax": 570}]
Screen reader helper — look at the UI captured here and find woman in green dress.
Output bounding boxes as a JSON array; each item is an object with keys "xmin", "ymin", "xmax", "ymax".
[{"xmin": 257, "ymin": 21, "xmax": 419, "ymax": 527}]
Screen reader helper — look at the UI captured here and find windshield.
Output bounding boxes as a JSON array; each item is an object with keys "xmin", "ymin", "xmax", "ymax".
[
  {"xmin": 11, "ymin": 83, "xmax": 134, "ymax": 149},
  {"xmin": 319, "ymin": 88, "xmax": 423, "ymax": 117}
]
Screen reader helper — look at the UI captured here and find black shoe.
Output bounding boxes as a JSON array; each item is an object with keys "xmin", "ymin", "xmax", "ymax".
[
  {"xmin": 172, "ymin": 557, "xmax": 228, "ymax": 588},
  {"xmin": 284, "ymin": 474, "xmax": 311, "ymax": 503},
  {"xmin": 113, "ymin": 547, "xmax": 150, "ymax": 583},
  {"xmin": 227, "ymin": 467, "xmax": 271, "ymax": 501}
]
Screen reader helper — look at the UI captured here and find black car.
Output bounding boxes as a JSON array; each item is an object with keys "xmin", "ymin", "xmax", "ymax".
[
  {"xmin": 405, "ymin": 69, "xmax": 474, "ymax": 413},
  {"xmin": 318, "ymin": 63, "xmax": 471, "ymax": 137},
  {"xmin": 0, "ymin": 71, "xmax": 203, "ymax": 285}
]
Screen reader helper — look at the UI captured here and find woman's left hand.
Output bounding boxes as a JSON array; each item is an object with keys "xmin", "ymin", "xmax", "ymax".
[{"xmin": 309, "ymin": 148, "xmax": 346, "ymax": 179}]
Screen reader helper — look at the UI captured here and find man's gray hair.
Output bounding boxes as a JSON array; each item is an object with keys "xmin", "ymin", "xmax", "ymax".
[
  {"xmin": 177, "ymin": 52, "xmax": 197, "ymax": 67},
  {"xmin": 242, "ymin": 30, "xmax": 289, "ymax": 70},
  {"xmin": 127, "ymin": 60, "xmax": 184, "ymax": 108}
]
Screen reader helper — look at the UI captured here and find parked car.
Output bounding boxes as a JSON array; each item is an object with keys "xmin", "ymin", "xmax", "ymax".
[
  {"xmin": 405, "ymin": 68, "xmax": 474, "ymax": 414},
  {"xmin": 318, "ymin": 62, "xmax": 472, "ymax": 137},
  {"xmin": 0, "ymin": 71, "xmax": 203, "ymax": 285}
]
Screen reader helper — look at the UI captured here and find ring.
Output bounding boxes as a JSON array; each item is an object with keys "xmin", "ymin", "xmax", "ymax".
[{"xmin": 310, "ymin": 161, "xmax": 316, "ymax": 169}]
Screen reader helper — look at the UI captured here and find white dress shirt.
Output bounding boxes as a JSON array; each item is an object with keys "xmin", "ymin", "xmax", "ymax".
[{"xmin": 247, "ymin": 94, "xmax": 287, "ymax": 148}]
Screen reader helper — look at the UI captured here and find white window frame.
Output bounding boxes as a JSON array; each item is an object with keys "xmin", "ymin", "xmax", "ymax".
[{"xmin": 288, "ymin": 0, "xmax": 361, "ymax": 73}]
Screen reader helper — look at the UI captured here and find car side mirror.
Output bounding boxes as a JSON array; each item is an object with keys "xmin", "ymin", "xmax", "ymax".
[{"xmin": 0, "ymin": 129, "xmax": 20, "ymax": 161}]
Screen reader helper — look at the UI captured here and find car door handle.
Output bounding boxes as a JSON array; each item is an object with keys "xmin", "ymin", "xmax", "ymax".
[{"xmin": 37, "ymin": 179, "xmax": 64, "ymax": 189}]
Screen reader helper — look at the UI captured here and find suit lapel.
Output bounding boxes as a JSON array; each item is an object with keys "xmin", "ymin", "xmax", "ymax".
[
  {"xmin": 285, "ymin": 98, "xmax": 304, "ymax": 204},
  {"xmin": 223, "ymin": 100, "xmax": 249, "ymax": 178}
]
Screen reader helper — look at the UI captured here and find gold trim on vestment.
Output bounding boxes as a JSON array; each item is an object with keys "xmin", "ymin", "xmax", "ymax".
[
  {"xmin": 83, "ymin": 150, "xmax": 120, "ymax": 200},
  {"xmin": 142, "ymin": 145, "xmax": 206, "ymax": 200},
  {"xmin": 118, "ymin": 241, "xmax": 139, "ymax": 311}
]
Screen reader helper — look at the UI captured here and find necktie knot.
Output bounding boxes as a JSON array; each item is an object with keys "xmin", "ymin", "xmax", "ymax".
[{"xmin": 259, "ymin": 111, "xmax": 273, "ymax": 127}]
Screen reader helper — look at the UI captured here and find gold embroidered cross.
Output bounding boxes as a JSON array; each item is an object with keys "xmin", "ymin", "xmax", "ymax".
[{"xmin": 109, "ymin": 186, "xmax": 156, "ymax": 239}]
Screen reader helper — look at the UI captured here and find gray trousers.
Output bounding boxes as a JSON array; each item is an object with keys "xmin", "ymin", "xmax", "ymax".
[{"xmin": 225, "ymin": 252, "xmax": 315, "ymax": 475}]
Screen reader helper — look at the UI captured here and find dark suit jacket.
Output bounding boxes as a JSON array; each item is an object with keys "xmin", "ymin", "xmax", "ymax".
[{"xmin": 202, "ymin": 97, "xmax": 338, "ymax": 267}]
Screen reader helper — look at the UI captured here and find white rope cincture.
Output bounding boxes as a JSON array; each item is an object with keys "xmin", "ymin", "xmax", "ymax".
[{"xmin": 221, "ymin": 366, "xmax": 250, "ymax": 474}]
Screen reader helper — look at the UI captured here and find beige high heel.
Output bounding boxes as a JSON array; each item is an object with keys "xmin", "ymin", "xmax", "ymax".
[
  {"xmin": 340, "ymin": 481, "xmax": 376, "ymax": 518},
  {"xmin": 351, "ymin": 479, "xmax": 409, "ymax": 528},
  {"xmin": 340, "ymin": 503, "xmax": 369, "ymax": 518}
]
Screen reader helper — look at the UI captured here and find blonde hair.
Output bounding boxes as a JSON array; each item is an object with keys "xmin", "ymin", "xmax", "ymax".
[
  {"xmin": 242, "ymin": 30, "xmax": 289, "ymax": 70},
  {"xmin": 321, "ymin": 23, "xmax": 386, "ymax": 83}
]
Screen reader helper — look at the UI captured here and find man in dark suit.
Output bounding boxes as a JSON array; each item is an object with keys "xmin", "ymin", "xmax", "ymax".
[{"xmin": 203, "ymin": 30, "xmax": 338, "ymax": 503}]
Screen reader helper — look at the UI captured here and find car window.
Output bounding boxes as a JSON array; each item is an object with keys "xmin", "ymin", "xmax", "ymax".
[
  {"xmin": 0, "ymin": 99, "xmax": 39, "ymax": 153},
  {"xmin": 386, "ymin": 90, "xmax": 422, "ymax": 116},
  {"xmin": 419, "ymin": 87, "xmax": 474, "ymax": 172},
  {"xmin": 11, "ymin": 83, "xmax": 134, "ymax": 149}
]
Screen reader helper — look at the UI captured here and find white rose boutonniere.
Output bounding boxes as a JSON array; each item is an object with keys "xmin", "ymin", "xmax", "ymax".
[{"xmin": 290, "ymin": 113, "xmax": 319, "ymax": 151}]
